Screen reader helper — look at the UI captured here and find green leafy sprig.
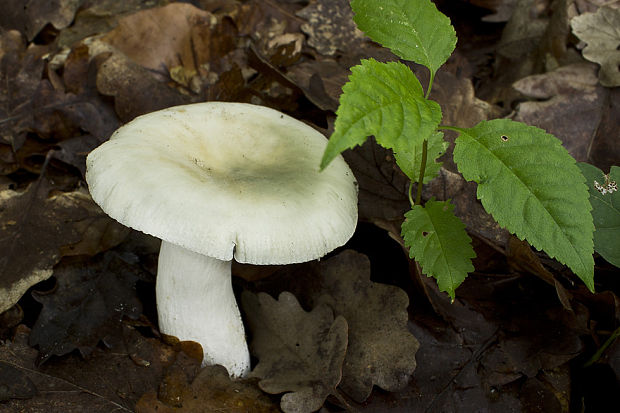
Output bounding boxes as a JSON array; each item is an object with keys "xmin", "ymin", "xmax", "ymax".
[{"xmin": 321, "ymin": 0, "xmax": 595, "ymax": 299}]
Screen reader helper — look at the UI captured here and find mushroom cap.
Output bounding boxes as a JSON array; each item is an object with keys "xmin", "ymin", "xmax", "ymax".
[{"xmin": 86, "ymin": 102, "xmax": 358, "ymax": 264}]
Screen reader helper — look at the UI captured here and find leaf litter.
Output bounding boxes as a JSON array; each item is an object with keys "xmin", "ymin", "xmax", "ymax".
[{"xmin": 0, "ymin": 0, "xmax": 619, "ymax": 411}]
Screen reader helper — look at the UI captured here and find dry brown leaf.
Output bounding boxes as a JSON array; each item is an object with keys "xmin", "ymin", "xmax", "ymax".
[
  {"xmin": 497, "ymin": 0, "xmax": 551, "ymax": 59},
  {"xmin": 0, "ymin": 324, "xmax": 204, "ymax": 412},
  {"xmin": 0, "ymin": 0, "xmax": 80, "ymax": 41},
  {"xmin": 242, "ymin": 291, "xmax": 348, "ymax": 413},
  {"xmin": 100, "ymin": 3, "xmax": 237, "ymax": 76},
  {"xmin": 136, "ymin": 365, "xmax": 278, "ymax": 413},
  {"xmin": 296, "ymin": 0, "xmax": 365, "ymax": 56},
  {"xmin": 94, "ymin": 51, "xmax": 190, "ymax": 122},
  {"xmin": 0, "ymin": 181, "xmax": 126, "ymax": 313},
  {"xmin": 0, "ymin": 30, "xmax": 47, "ymax": 150},
  {"xmin": 313, "ymin": 250, "xmax": 420, "ymax": 402},
  {"xmin": 28, "ymin": 253, "xmax": 143, "ymax": 364},
  {"xmin": 571, "ymin": 6, "xmax": 620, "ymax": 86},
  {"xmin": 512, "ymin": 63, "xmax": 606, "ymax": 161}
]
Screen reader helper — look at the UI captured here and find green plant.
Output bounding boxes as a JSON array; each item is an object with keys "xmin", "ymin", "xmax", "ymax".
[{"xmin": 320, "ymin": 0, "xmax": 596, "ymax": 299}]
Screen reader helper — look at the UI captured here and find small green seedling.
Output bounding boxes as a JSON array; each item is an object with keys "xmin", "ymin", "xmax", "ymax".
[{"xmin": 321, "ymin": 0, "xmax": 596, "ymax": 299}]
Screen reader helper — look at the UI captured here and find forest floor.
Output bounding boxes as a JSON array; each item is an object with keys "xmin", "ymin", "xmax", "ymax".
[{"xmin": 1, "ymin": 0, "xmax": 619, "ymax": 412}]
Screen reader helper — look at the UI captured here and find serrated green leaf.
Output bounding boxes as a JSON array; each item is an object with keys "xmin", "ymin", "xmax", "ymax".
[
  {"xmin": 321, "ymin": 59, "xmax": 442, "ymax": 169},
  {"xmin": 394, "ymin": 132, "xmax": 448, "ymax": 184},
  {"xmin": 401, "ymin": 200, "xmax": 475, "ymax": 299},
  {"xmin": 351, "ymin": 0, "xmax": 456, "ymax": 76},
  {"xmin": 578, "ymin": 163, "xmax": 620, "ymax": 267},
  {"xmin": 453, "ymin": 119, "xmax": 595, "ymax": 290}
]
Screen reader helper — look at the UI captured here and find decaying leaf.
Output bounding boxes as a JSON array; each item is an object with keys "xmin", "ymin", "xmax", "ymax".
[
  {"xmin": 571, "ymin": 6, "xmax": 620, "ymax": 86},
  {"xmin": 0, "ymin": 181, "xmax": 126, "ymax": 314},
  {"xmin": 296, "ymin": 0, "xmax": 366, "ymax": 56},
  {"xmin": 0, "ymin": 361, "xmax": 37, "ymax": 402},
  {"xmin": 313, "ymin": 250, "xmax": 420, "ymax": 402},
  {"xmin": 28, "ymin": 252, "xmax": 143, "ymax": 363},
  {"xmin": 341, "ymin": 137, "xmax": 410, "ymax": 222},
  {"xmin": 242, "ymin": 291, "xmax": 348, "ymax": 413},
  {"xmin": 506, "ymin": 237, "xmax": 573, "ymax": 311},
  {"xmin": 100, "ymin": 3, "xmax": 237, "ymax": 76},
  {"xmin": 0, "ymin": 323, "xmax": 206, "ymax": 412},
  {"xmin": 94, "ymin": 51, "xmax": 190, "ymax": 122},
  {"xmin": 136, "ymin": 365, "xmax": 279, "ymax": 413},
  {"xmin": 512, "ymin": 63, "xmax": 606, "ymax": 161},
  {"xmin": 0, "ymin": 30, "xmax": 47, "ymax": 150},
  {"xmin": 429, "ymin": 68, "xmax": 500, "ymax": 131},
  {"xmin": 0, "ymin": 0, "xmax": 80, "ymax": 41},
  {"xmin": 496, "ymin": 0, "xmax": 550, "ymax": 59}
]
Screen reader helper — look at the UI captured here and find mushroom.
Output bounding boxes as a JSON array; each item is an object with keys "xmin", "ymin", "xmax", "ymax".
[{"xmin": 85, "ymin": 102, "xmax": 358, "ymax": 377}]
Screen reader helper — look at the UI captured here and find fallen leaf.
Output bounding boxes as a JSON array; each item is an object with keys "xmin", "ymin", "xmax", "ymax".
[
  {"xmin": 0, "ymin": 0, "xmax": 80, "ymax": 41},
  {"xmin": 313, "ymin": 250, "xmax": 420, "ymax": 402},
  {"xmin": 285, "ymin": 59, "xmax": 345, "ymax": 111},
  {"xmin": 0, "ymin": 324, "xmax": 198, "ymax": 412},
  {"xmin": 296, "ymin": 0, "xmax": 366, "ymax": 56},
  {"xmin": 242, "ymin": 291, "xmax": 348, "ymax": 413},
  {"xmin": 587, "ymin": 87, "xmax": 620, "ymax": 171},
  {"xmin": 342, "ymin": 137, "xmax": 410, "ymax": 222},
  {"xmin": 29, "ymin": 252, "xmax": 144, "ymax": 363},
  {"xmin": 506, "ymin": 237, "xmax": 573, "ymax": 310},
  {"xmin": 94, "ymin": 51, "xmax": 190, "ymax": 122},
  {"xmin": 0, "ymin": 361, "xmax": 37, "ymax": 402},
  {"xmin": 512, "ymin": 63, "xmax": 607, "ymax": 161},
  {"xmin": 100, "ymin": 3, "xmax": 237, "ymax": 77},
  {"xmin": 359, "ymin": 269, "xmax": 586, "ymax": 412},
  {"xmin": 0, "ymin": 30, "xmax": 47, "ymax": 150},
  {"xmin": 474, "ymin": 0, "xmax": 519, "ymax": 22},
  {"xmin": 571, "ymin": 6, "xmax": 620, "ymax": 87},
  {"xmin": 136, "ymin": 365, "xmax": 279, "ymax": 413},
  {"xmin": 496, "ymin": 0, "xmax": 550, "ymax": 59},
  {"xmin": 0, "ymin": 181, "xmax": 125, "ymax": 314},
  {"xmin": 430, "ymin": 67, "xmax": 501, "ymax": 131}
]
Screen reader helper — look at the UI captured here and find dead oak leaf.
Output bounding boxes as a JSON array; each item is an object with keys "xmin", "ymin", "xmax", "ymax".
[
  {"xmin": 29, "ymin": 252, "xmax": 143, "ymax": 364},
  {"xmin": 0, "ymin": 30, "xmax": 47, "ymax": 150},
  {"xmin": 571, "ymin": 6, "xmax": 620, "ymax": 87},
  {"xmin": 136, "ymin": 365, "xmax": 279, "ymax": 413},
  {"xmin": 242, "ymin": 291, "xmax": 348, "ymax": 413},
  {"xmin": 94, "ymin": 50, "xmax": 190, "ymax": 122},
  {"xmin": 0, "ymin": 181, "xmax": 124, "ymax": 313},
  {"xmin": 0, "ymin": 324, "xmax": 197, "ymax": 412},
  {"xmin": 0, "ymin": 0, "xmax": 80, "ymax": 41},
  {"xmin": 511, "ymin": 63, "xmax": 606, "ymax": 161},
  {"xmin": 100, "ymin": 3, "xmax": 236, "ymax": 76},
  {"xmin": 313, "ymin": 250, "xmax": 420, "ymax": 402}
]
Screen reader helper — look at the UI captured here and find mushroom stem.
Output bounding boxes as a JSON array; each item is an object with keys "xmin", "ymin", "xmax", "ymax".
[{"xmin": 156, "ymin": 241, "xmax": 250, "ymax": 377}]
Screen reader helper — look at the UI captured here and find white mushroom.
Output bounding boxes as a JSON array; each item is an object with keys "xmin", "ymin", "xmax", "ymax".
[{"xmin": 85, "ymin": 102, "xmax": 358, "ymax": 377}]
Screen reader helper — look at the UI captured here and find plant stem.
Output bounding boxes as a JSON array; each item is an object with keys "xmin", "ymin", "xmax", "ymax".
[
  {"xmin": 411, "ymin": 69, "xmax": 435, "ymax": 207},
  {"xmin": 584, "ymin": 326, "xmax": 620, "ymax": 367},
  {"xmin": 415, "ymin": 139, "xmax": 428, "ymax": 206},
  {"xmin": 408, "ymin": 181, "xmax": 415, "ymax": 207},
  {"xmin": 426, "ymin": 71, "xmax": 435, "ymax": 99},
  {"xmin": 438, "ymin": 125, "xmax": 463, "ymax": 133}
]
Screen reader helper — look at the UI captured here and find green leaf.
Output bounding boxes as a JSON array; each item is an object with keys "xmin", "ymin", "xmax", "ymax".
[
  {"xmin": 351, "ymin": 0, "xmax": 456, "ymax": 76},
  {"xmin": 394, "ymin": 132, "xmax": 448, "ymax": 183},
  {"xmin": 321, "ymin": 59, "xmax": 442, "ymax": 169},
  {"xmin": 453, "ymin": 119, "xmax": 595, "ymax": 290},
  {"xmin": 401, "ymin": 200, "xmax": 475, "ymax": 300},
  {"xmin": 577, "ymin": 163, "xmax": 620, "ymax": 267}
]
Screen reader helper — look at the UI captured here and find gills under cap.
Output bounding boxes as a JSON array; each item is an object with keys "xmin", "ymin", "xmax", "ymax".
[{"xmin": 86, "ymin": 102, "xmax": 358, "ymax": 264}]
